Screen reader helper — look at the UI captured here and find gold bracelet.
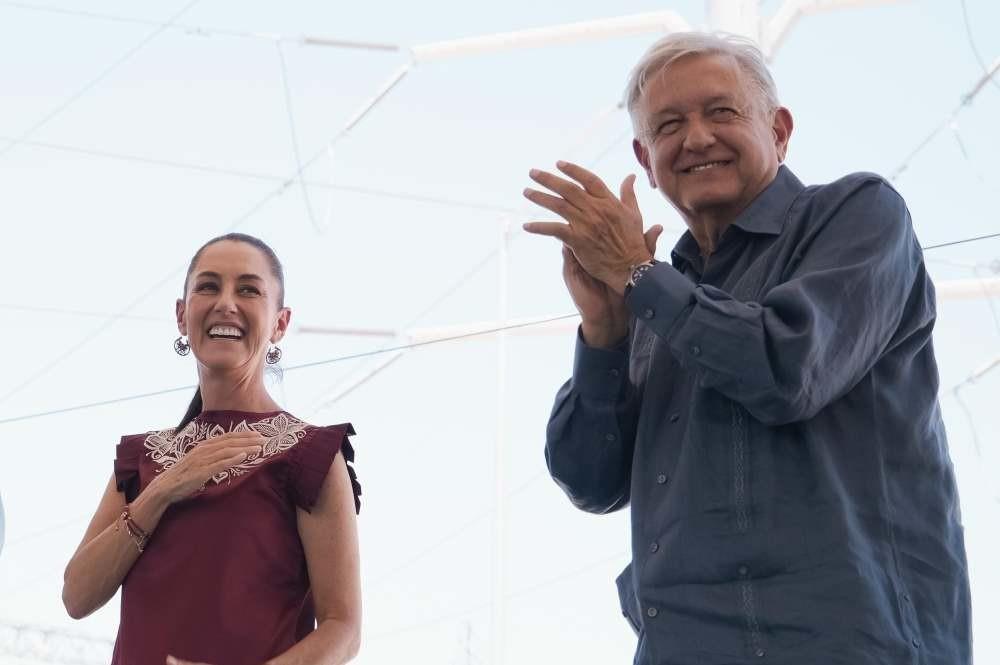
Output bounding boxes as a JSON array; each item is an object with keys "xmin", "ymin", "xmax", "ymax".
[{"xmin": 117, "ymin": 505, "xmax": 149, "ymax": 553}]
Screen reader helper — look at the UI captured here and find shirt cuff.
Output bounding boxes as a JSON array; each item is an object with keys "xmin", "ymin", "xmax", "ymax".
[
  {"xmin": 625, "ymin": 262, "xmax": 696, "ymax": 339},
  {"xmin": 572, "ymin": 325, "xmax": 628, "ymax": 401}
]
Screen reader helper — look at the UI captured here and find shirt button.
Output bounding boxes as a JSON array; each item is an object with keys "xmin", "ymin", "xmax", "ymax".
[
  {"xmin": 646, "ymin": 607, "xmax": 658, "ymax": 618},
  {"xmin": 691, "ymin": 345, "xmax": 702, "ymax": 356},
  {"xmin": 911, "ymin": 638, "xmax": 920, "ymax": 649},
  {"xmin": 669, "ymin": 413, "xmax": 679, "ymax": 423},
  {"xmin": 901, "ymin": 593, "xmax": 911, "ymax": 602},
  {"xmin": 650, "ymin": 542, "xmax": 659, "ymax": 553},
  {"xmin": 656, "ymin": 473, "xmax": 668, "ymax": 484},
  {"xmin": 755, "ymin": 648, "xmax": 766, "ymax": 658},
  {"xmin": 609, "ymin": 368, "xmax": 620, "ymax": 378},
  {"xmin": 642, "ymin": 308, "xmax": 655, "ymax": 319},
  {"xmin": 605, "ymin": 433, "xmax": 617, "ymax": 442},
  {"xmin": 738, "ymin": 565, "xmax": 749, "ymax": 577}
]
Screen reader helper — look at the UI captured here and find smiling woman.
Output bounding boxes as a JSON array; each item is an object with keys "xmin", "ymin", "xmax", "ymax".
[
  {"xmin": 173, "ymin": 234, "xmax": 290, "ymax": 433},
  {"xmin": 61, "ymin": 234, "xmax": 363, "ymax": 665}
]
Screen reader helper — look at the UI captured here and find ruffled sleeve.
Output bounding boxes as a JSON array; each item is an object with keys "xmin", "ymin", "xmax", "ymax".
[
  {"xmin": 114, "ymin": 434, "xmax": 145, "ymax": 502},
  {"xmin": 288, "ymin": 423, "xmax": 360, "ymax": 515}
]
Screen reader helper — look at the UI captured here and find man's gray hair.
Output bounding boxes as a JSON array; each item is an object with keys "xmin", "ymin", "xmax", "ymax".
[{"xmin": 624, "ymin": 32, "xmax": 779, "ymax": 121}]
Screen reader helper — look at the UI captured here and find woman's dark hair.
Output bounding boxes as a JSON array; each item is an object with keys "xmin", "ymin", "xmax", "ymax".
[{"xmin": 175, "ymin": 233, "xmax": 285, "ymax": 433}]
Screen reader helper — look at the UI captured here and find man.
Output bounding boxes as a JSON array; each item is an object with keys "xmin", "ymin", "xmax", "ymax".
[{"xmin": 523, "ymin": 32, "xmax": 970, "ymax": 665}]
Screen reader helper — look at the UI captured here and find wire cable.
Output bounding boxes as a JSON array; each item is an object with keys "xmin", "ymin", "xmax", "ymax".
[
  {"xmin": 366, "ymin": 549, "xmax": 627, "ymax": 642},
  {"xmin": 3, "ymin": 228, "xmax": 1000, "ymax": 426},
  {"xmin": 0, "ymin": 303, "xmax": 171, "ymax": 323},
  {"xmin": 0, "ymin": 314, "xmax": 580, "ymax": 425},
  {"xmin": 0, "ymin": 0, "xmax": 202, "ymax": 159},
  {"xmin": 0, "ymin": 179, "xmax": 284, "ymax": 409},
  {"xmin": 951, "ymin": 386, "xmax": 983, "ymax": 457},
  {"xmin": 923, "ymin": 231, "xmax": 1000, "ymax": 251},
  {"xmin": 275, "ymin": 41, "xmax": 322, "ymax": 232},
  {"xmin": 0, "ymin": 136, "xmax": 520, "ymax": 214},
  {"xmin": 0, "ymin": 1, "xmax": 402, "ymax": 51},
  {"xmin": 0, "ymin": 59, "xmax": 421, "ymax": 409},
  {"xmin": 959, "ymin": 0, "xmax": 1000, "ymax": 93},
  {"xmin": 367, "ymin": 471, "xmax": 545, "ymax": 592},
  {"xmin": 890, "ymin": 56, "xmax": 999, "ymax": 181}
]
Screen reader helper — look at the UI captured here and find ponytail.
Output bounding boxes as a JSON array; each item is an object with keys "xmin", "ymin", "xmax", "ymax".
[{"xmin": 176, "ymin": 388, "xmax": 203, "ymax": 433}]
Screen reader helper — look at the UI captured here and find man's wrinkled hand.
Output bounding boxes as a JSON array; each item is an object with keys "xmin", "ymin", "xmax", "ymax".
[{"xmin": 522, "ymin": 161, "xmax": 660, "ymax": 295}]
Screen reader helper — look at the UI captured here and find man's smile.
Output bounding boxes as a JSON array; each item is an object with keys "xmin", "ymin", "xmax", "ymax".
[{"xmin": 681, "ymin": 160, "xmax": 732, "ymax": 174}]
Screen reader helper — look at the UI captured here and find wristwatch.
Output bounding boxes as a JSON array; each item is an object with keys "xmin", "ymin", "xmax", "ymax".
[{"xmin": 625, "ymin": 260, "xmax": 658, "ymax": 296}]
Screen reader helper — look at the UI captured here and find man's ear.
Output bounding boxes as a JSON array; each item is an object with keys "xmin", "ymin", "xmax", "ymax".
[
  {"xmin": 271, "ymin": 307, "xmax": 292, "ymax": 344},
  {"xmin": 632, "ymin": 138, "xmax": 656, "ymax": 188},
  {"xmin": 175, "ymin": 298, "xmax": 187, "ymax": 336},
  {"xmin": 772, "ymin": 107, "xmax": 794, "ymax": 162}
]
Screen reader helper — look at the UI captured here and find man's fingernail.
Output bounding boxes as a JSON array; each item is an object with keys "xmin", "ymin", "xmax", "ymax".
[
  {"xmin": 523, "ymin": 188, "xmax": 534, "ymax": 197},
  {"xmin": 528, "ymin": 168, "xmax": 539, "ymax": 177},
  {"xmin": 556, "ymin": 160, "xmax": 567, "ymax": 168}
]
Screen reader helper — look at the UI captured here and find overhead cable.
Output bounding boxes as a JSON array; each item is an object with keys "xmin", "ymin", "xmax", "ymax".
[
  {"xmin": 0, "ymin": 136, "xmax": 519, "ymax": 214},
  {"xmin": 3, "ymin": 227, "xmax": 1000, "ymax": 426},
  {"xmin": 0, "ymin": 0, "xmax": 202, "ymax": 159}
]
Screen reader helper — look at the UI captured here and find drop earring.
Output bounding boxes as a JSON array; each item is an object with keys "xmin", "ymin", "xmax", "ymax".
[
  {"xmin": 266, "ymin": 345, "xmax": 282, "ymax": 365},
  {"xmin": 174, "ymin": 336, "xmax": 191, "ymax": 356}
]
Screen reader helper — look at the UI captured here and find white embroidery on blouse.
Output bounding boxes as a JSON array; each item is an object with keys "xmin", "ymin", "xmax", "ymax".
[{"xmin": 144, "ymin": 412, "xmax": 309, "ymax": 484}]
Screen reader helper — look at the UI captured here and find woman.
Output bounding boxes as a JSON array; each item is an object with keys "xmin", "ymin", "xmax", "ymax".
[{"xmin": 62, "ymin": 233, "xmax": 362, "ymax": 665}]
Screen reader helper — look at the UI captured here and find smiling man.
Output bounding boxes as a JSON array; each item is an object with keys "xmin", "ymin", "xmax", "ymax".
[{"xmin": 523, "ymin": 32, "xmax": 971, "ymax": 665}]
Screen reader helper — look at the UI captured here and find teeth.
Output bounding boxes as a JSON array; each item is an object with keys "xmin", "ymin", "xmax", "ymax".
[
  {"xmin": 209, "ymin": 325, "xmax": 243, "ymax": 338},
  {"xmin": 690, "ymin": 161, "xmax": 728, "ymax": 172}
]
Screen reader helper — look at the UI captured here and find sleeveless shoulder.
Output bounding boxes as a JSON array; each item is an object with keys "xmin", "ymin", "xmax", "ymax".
[
  {"xmin": 114, "ymin": 431, "xmax": 159, "ymax": 502},
  {"xmin": 286, "ymin": 423, "xmax": 360, "ymax": 514}
]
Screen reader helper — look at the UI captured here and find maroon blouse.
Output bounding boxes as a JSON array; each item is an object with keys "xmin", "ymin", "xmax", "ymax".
[{"xmin": 111, "ymin": 410, "xmax": 360, "ymax": 665}]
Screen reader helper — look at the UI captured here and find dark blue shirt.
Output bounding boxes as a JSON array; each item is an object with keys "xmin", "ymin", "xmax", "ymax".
[{"xmin": 545, "ymin": 166, "xmax": 971, "ymax": 665}]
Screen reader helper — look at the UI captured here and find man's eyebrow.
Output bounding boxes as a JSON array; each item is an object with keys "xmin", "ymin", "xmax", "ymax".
[
  {"xmin": 702, "ymin": 94, "xmax": 740, "ymax": 106},
  {"xmin": 648, "ymin": 94, "xmax": 740, "ymax": 117},
  {"xmin": 648, "ymin": 106, "xmax": 683, "ymax": 118}
]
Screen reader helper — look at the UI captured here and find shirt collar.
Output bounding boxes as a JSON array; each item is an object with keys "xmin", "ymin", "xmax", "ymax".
[
  {"xmin": 670, "ymin": 164, "xmax": 804, "ymax": 269},
  {"xmin": 730, "ymin": 164, "xmax": 804, "ymax": 236}
]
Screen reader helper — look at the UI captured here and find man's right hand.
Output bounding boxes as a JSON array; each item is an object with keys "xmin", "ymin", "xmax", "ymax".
[
  {"xmin": 148, "ymin": 431, "xmax": 267, "ymax": 505},
  {"xmin": 566, "ymin": 223, "xmax": 663, "ymax": 349}
]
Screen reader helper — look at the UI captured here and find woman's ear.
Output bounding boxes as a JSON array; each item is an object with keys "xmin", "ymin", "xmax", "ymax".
[
  {"xmin": 175, "ymin": 298, "xmax": 187, "ymax": 335},
  {"xmin": 271, "ymin": 307, "xmax": 292, "ymax": 344}
]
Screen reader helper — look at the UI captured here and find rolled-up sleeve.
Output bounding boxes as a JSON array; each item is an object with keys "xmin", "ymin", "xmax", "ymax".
[
  {"xmin": 626, "ymin": 179, "xmax": 925, "ymax": 425},
  {"xmin": 544, "ymin": 328, "xmax": 640, "ymax": 514}
]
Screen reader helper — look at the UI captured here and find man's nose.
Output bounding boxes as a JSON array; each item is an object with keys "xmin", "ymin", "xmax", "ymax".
[{"xmin": 682, "ymin": 117, "xmax": 716, "ymax": 152}]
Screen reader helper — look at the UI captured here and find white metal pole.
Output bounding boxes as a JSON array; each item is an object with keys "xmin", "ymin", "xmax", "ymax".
[
  {"xmin": 763, "ymin": 0, "xmax": 909, "ymax": 58},
  {"xmin": 410, "ymin": 11, "xmax": 690, "ymax": 63},
  {"xmin": 492, "ymin": 218, "xmax": 511, "ymax": 665},
  {"xmin": 706, "ymin": 0, "xmax": 761, "ymax": 38}
]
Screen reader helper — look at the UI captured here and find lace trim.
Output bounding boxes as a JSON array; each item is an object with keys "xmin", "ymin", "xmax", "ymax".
[{"xmin": 144, "ymin": 412, "xmax": 309, "ymax": 485}]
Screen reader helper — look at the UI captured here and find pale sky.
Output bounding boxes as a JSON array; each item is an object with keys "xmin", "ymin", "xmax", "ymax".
[{"xmin": 1, "ymin": 1, "xmax": 998, "ymax": 664}]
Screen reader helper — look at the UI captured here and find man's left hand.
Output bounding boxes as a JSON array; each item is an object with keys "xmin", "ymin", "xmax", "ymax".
[{"xmin": 522, "ymin": 161, "xmax": 655, "ymax": 295}]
